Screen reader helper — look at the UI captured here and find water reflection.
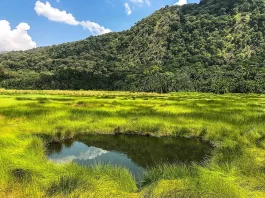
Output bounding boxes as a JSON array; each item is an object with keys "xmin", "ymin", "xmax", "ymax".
[
  {"xmin": 47, "ymin": 134, "xmax": 212, "ymax": 183},
  {"xmin": 49, "ymin": 144, "xmax": 108, "ymax": 163}
]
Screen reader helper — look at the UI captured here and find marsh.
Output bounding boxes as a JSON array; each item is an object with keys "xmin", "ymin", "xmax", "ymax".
[{"xmin": 47, "ymin": 134, "xmax": 212, "ymax": 183}]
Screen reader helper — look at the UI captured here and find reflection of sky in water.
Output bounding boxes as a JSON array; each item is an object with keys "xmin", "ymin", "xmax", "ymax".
[
  {"xmin": 48, "ymin": 142, "xmax": 144, "ymax": 182},
  {"xmin": 48, "ymin": 135, "xmax": 212, "ymax": 184},
  {"xmin": 49, "ymin": 143, "xmax": 108, "ymax": 163}
]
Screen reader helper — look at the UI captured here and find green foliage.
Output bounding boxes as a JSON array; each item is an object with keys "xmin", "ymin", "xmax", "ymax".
[
  {"xmin": 1, "ymin": 0, "xmax": 265, "ymax": 93},
  {"xmin": 142, "ymin": 164, "xmax": 198, "ymax": 186}
]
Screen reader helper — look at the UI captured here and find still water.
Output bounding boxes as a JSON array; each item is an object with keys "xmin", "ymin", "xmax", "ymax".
[{"xmin": 47, "ymin": 134, "xmax": 212, "ymax": 183}]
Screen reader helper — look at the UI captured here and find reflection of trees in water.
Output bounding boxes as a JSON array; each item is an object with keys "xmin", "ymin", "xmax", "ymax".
[
  {"xmin": 47, "ymin": 135, "xmax": 212, "ymax": 168},
  {"xmin": 48, "ymin": 142, "xmax": 64, "ymax": 154},
  {"xmin": 64, "ymin": 139, "xmax": 75, "ymax": 148},
  {"xmin": 47, "ymin": 139, "xmax": 74, "ymax": 154},
  {"xmin": 77, "ymin": 135, "xmax": 213, "ymax": 168}
]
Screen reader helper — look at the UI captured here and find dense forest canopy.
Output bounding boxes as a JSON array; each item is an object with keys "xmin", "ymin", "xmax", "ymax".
[{"xmin": 1, "ymin": 0, "xmax": 265, "ymax": 93}]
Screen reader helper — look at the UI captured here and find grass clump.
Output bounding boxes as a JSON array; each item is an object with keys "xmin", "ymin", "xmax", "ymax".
[
  {"xmin": 142, "ymin": 164, "xmax": 197, "ymax": 186},
  {"xmin": 142, "ymin": 165, "xmax": 245, "ymax": 198},
  {"xmin": 11, "ymin": 168, "xmax": 33, "ymax": 183},
  {"xmin": 46, "ymin": 175, "xmax": 84, "ymax": 196}
]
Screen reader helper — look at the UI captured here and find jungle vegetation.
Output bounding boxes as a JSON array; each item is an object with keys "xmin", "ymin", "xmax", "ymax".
[{"xmin": 1, "ymin": 0, "xmax": 265, "ymax": 93}]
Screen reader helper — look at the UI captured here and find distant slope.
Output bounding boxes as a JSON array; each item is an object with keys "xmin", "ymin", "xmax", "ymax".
[{"xmin": 1, "ymin": 0, "xmax": 265, "ymax": 93}]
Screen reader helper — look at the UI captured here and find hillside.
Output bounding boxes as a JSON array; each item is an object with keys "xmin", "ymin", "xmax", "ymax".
[{"xmin": 1, "ymin": 0, "xmax": 265, "ymax": 93}]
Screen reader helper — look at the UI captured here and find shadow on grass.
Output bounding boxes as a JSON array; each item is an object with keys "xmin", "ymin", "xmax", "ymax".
[
  {"xmin": 46, "ymin": 175, "xmax": 79, "ymax": 196},
  {"xmin": 0, "ymin": 107, "xmax": 50, "ymax": 118}
]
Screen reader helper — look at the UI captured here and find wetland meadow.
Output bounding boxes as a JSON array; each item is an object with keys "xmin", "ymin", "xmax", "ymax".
[{"xmin": 0, "ymin": 90, "xmax": 265, "ymax": 197}]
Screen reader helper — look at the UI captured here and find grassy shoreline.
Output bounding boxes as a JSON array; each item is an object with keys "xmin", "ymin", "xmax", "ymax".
[{"xmin": 0, "ymin": 90, "xmax": 265, "ymax": 197}]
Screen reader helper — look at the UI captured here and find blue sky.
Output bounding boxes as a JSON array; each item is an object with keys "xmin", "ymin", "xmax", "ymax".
[{"xmin": 0, "ymin": 0, "xmax": 199, "ymax": 51}]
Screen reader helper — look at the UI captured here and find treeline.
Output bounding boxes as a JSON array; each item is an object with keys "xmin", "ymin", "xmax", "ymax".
[{"xmin": 0, "ymin": 0, "xmax": 265, "ymax": 93}]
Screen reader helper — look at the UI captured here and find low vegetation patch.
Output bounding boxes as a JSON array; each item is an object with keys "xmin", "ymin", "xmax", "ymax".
[{"xmin": 0, "ymin": 90, "xmax": 264, "ymax": 197}]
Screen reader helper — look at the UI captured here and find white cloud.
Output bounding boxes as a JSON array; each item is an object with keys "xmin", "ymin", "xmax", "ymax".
[
  {"xmin": 80, "ymin": 21, "xmax": 111, "ymax": 35},
  {"xmin": 174, "ymin": 0, "xmax": 187, "ymax": 6},
  {"xmin": 129, "ymin": 0, "xmax": 151, "ymax": 7},
  {"xmin": 56, "ymin": 0, "xmax": 60, "ymax": 2},
  {"xmin": 34, "ymin": 1, "xmax": 111, "ymax": 35},
  {"xmin": 35, "ymin": 1, "xmax": 79, "ymax": 25},
  {"xmin": 124, "ymin": 3, "xmax": 132, "ymax": 15},
  {"xmin": 145, "ymin": 0, "xmax": 151, "ymax": 6},
  {"xmin": 49, "ymin": 147, "xmax": 108, "ymax": 164},
  {"xmin": 0, "ymin": 20, "xmax": 36, "ymax": 52}
]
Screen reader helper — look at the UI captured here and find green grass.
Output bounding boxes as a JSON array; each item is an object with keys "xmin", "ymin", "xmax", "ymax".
[{"xmin": 0, "ymin": 90, "xmax": 264, "ymax": 197}]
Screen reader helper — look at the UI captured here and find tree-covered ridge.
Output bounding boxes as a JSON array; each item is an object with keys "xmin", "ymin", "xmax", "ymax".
[{"xmin": 1, "ymin": 0, "xmax": 265, "ymax": 93}]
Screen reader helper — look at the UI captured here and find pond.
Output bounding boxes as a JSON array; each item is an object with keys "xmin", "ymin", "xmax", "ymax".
[{"xmin": 47, "ymin": 134, "xmax": 212, "ymax": 184}]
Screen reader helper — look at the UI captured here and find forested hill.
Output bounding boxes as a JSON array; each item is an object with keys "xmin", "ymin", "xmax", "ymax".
[{"xmin": 1, "ymin": 0, "xmax": 265, "ymax": 93}]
